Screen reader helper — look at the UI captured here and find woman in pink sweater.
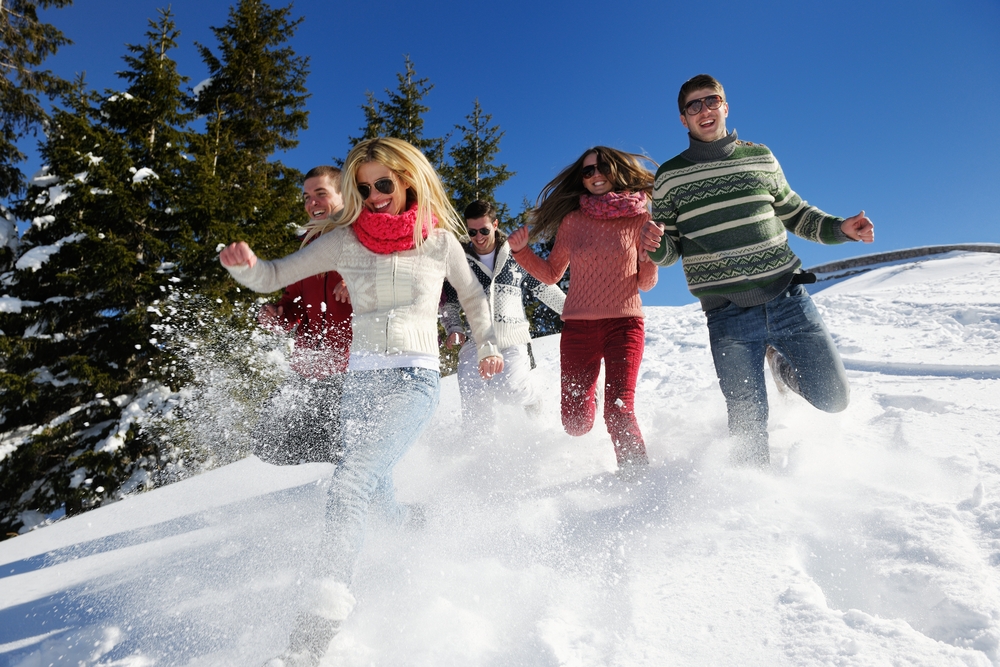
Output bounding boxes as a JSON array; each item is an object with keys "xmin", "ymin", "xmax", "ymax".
[{"xmin": 509, "ymin": 147, "xmax": 658, "ymax": 473}]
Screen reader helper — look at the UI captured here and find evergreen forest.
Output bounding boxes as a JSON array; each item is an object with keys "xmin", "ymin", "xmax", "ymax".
[{"xmin": 0, "ymin": 0, "xmax": 566, "ymax": 539}]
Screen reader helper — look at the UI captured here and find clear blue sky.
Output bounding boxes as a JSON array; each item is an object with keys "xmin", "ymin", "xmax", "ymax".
[{"xmin": 29, "ymin": 0, "xmax": 1000, "ymax": 306}]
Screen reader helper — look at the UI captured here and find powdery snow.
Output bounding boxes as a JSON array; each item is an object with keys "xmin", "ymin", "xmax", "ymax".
[
  {"xmin": 131, "ymin": 167, "xmax": 159, "ymax": 184},
  {"xmin": 1, "ymin": 251, "xmax": 999, "ymax": 666},
  {"xmin": 14, "ymin": 233, "xmax": 87, "ymax": 272}
]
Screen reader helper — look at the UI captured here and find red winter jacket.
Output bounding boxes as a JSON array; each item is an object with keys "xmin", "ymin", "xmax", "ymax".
[{"xmin": 273, "ymin": 271, "xmax": 352, "ymax": 379}]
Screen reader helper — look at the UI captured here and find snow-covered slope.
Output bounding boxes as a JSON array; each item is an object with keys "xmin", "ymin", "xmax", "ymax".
[{"xmin": 2, "ymin": 251, "xmax": 999, "ymax": 667}]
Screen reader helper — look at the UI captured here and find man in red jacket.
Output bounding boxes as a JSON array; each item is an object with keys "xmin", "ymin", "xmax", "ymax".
[{"xmin": 253, "ymin": 166, "xmax": 353, "ymax": 464}]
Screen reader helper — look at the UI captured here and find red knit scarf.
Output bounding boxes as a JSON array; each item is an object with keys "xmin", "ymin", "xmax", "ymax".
[
  {"xmin": 579, "ymin": 191, "xmax": 648, "ymax": 220},
  {"xmin": 352, "ymin": 203, "xmax": 434, "ymax": 254}
]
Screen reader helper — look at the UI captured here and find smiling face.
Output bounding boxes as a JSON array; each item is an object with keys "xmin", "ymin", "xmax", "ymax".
[
  {"xmin": 302, "ymin": 175, "xmax": 343, "ymax": 221},
  {"xmin": 581, "ymin": 152, "xmax": 613, "ymax": 196},
  {"xmin": 466, "ymin": 215, "xmax": 499, "ymax": 255},
  {"xmin": 356, "ymin": 161, "xmax": 408, "ymax": 215},
  {"xmin": 680, "ymin": 87, "xmax": 729, "ymax": 143}
]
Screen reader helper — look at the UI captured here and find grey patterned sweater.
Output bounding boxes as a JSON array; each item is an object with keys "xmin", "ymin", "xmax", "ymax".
[{"xmin": 441, "ymin": 234, "xmax": 565, "ymax": 349}]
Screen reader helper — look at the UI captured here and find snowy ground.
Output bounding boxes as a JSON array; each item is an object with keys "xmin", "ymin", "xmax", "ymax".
[{"xmin": 2, "ymin": 250, "xmax": 999, "ymax": 667}]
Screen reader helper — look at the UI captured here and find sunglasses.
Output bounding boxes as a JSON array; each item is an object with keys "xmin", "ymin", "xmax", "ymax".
[
  {"xmin": 357, "ymin": 177, "xmax": 395, "ymax": 200},
  {"xmin": 683, "ymin": 94, "xmax": 724, "ymax": 116},
  {"xmin": 467, "ymin": 227, "xmax": 493, "ymax": 237},
  {"xmin": 581, "ymin": 162, "xmax": 610, "ymax": 179}
]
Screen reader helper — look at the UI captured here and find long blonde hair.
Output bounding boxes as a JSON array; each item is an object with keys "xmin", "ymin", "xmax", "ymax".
[
  {"xmin": 303, "ymin": 137, "xmax": 464, "ymax": 246},
  {"xmin": 528, "ymin": 146, "xmax": 656, "ymax": 242}
]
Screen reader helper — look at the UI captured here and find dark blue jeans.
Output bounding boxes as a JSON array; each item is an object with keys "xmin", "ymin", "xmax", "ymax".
[{"xmin": 705, "ymin": 285, "xmax": 849, "ymax": 463}]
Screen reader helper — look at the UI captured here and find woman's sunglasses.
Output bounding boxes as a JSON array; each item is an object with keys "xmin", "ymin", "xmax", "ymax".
[
  {"xmin": 357, "ymin": 177, "xmax": 396, "ymax": 200},
  {"xmin": 581, "ymin": 162, "xmax": 610, "ymax": 179}
]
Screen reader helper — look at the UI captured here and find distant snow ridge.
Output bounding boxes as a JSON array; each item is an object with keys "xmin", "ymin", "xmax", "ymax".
[{"xmin": 809, "ymin": 243, "xmax": 1000, "ymax": 286}]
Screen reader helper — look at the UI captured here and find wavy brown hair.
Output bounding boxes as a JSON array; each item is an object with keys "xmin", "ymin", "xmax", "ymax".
[{"xmin": 528, "ymin": 146, "xmax": 657, "ymax": 242}]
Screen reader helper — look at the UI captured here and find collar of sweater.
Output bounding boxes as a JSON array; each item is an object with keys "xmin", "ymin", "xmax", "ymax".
[
  {"xmin": 578, "ymin": 190, "xmax": 648, "ymax": 220},
  {"xmin": 353, "ymin": 203, "xmax": 432, "ymax": 254},
  {"xmin": 464, "ymin": 230, "xmax": 508, "ymax": 260},
  {"xmin": 681, "ymin": 129, "xmax": 740, "ymax": 163}
]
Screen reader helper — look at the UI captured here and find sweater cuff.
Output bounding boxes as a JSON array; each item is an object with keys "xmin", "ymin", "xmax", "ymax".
[
  {"xmin": 648, "ymin": 234, "xmax": 679, "ymax": 266},
  {"xmin": 830, "ymin": 220, "xmax": 854, "ymax": 244},
  {"xmin": 476, "ymin": 341, "xmax": 501, "ymax": 362}
]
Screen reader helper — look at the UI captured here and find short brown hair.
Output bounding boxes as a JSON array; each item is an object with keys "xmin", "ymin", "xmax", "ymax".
[
  {"xmin": 304, "ymin": 165, "xmax": 342, "ymax": 193},
  {"xmin": 677, "ymin": 74, "xmax": 725, "ymax": 114},
  {"xmin": 464, "ymin": 200, "xmax": 496, "ymax": 221}
]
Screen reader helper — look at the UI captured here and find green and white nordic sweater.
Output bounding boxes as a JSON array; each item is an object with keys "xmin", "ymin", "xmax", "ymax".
[{"xmin": 650, "ymin": 131, "xmax": 853, "ymax": 310}]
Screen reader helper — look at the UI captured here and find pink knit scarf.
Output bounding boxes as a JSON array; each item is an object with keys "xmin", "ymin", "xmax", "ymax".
[
  {"xmin": 579, "ymin": 191, "xmax": 648, "ymax": 220},
  {"xmin": 352, "ymin": 203, "xmax": 433, "ymax": 254}
]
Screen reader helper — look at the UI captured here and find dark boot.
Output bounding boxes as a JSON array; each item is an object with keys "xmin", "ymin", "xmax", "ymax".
[{"xmin": 263, "ymin": 613, "xmax": 340, "ymax": 667}]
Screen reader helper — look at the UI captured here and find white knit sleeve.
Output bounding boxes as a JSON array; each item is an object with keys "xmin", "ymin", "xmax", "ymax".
[{"xmin": 224, "ymin": 229, "xmax": 345, "ymax": 293}]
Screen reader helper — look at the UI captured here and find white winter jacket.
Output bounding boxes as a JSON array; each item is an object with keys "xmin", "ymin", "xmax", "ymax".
[{"xmin": 225, "ymin": 227, "xmax": 500, "ymax": 363}]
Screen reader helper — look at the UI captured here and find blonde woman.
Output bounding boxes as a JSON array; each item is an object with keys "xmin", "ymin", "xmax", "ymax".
[
  {"xmin": 220, "ymin": 138, "xmax": 503, "ymax": 666},
  {"xmin": 508, "ymin": 147, "xmax": 658, "ymax": 474}
]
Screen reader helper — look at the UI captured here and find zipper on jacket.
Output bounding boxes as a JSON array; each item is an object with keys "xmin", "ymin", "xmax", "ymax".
[{"xmin": 384, "ymin": 253, "xmax": 397, "ymax": 353}]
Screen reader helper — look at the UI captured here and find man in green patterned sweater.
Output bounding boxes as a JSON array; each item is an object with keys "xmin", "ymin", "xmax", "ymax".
[{"xmin": 641, "ymin": 73, "xmax": 875, "ymax": 467}]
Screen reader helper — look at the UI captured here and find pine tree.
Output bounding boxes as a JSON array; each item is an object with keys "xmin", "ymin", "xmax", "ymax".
[
  {"xmin": 180, "ymin": 0, "xmax": 308, "ymax": 302},
  {"xmin": 345, "ymin": 90, "xmax": 386, "ymax": 151},
  {"xmin": 0, "ymin": 9, "xmax": 193, "ymax": 537},
  {"xmin": 346, "ymin": 55, "xmax": 446, "ymax": 168},
  {"xmin": 0, "ymin": 0, "xmax": 73, "ymax": 270},
  {"xmin": 440, "ymin": 98, "xmax": 514, "ymax": 217}
]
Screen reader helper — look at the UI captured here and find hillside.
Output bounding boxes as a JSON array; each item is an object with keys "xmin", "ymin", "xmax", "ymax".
[{"xmin": 1, "ymin": 250, "xmax": 999, "ymax": 667}]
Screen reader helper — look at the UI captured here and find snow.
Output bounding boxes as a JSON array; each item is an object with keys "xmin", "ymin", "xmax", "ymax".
[
  {"xmin": 14, "ymin": 233, "xmax": 87, "ymax": 272},
  {"xmin": 1, "ymin": 251, "xmax": 999, "ymax": 666},
  {"xmin": 131, "ymin": 168, "xmax": 159, "ymax": 184},
  {"xmin": 0, "ymin": 297, "xmax": 40, "ymax": 314},
  {"xmin": 192, "ymin": 78, "xmax": 212, "ymax": 99},
  {"xmin": 0, "ymin": 217, "xmax": 14, "ymax": 252},
  {"xmin": 30, "ymin": 168, "xmax": 59, "ymax": 188}
]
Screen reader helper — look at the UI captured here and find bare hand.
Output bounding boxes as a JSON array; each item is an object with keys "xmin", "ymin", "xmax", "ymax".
[
  {"xmin": 508, "ymin": 226, "xmax": 529, "ymax": 252},
  {"xmin": 841, "ymin": 210, "xmax": 874, "ymax": 243},
  {"xmin": 639, "ymin": 220, "xmax": 664, "ymax": 253},
  {"xmin": 333, "ymin": 279, "xmax": 351, "ymax": 304},
  {"xmin": 446, "ymin": 332, "xmax": 467, "ymax": 349},
  {"xmin": 220, "ymin": 241, "xmax": 257, "ymax": 268},
  {"xmin": 257, "ymin": 303, "xmax": 284, "ymax": 328},
  {"xmin": 478, "ymin": 355, "xmax": 504, "ymax": 380}
]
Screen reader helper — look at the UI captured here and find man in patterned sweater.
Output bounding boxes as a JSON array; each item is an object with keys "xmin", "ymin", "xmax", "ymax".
[
  {"xmin": 641, "ymin": 74, "xmax": 875, "ymax": 466},
  {"xmin": 442, "ymin": 200, "xmax": 566, "ymax": 438}
]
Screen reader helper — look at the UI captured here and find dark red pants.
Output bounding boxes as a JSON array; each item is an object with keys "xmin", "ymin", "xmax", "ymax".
[{"xmin": 560, "ymin": 317, "xmax": 647, "ymax": 466}]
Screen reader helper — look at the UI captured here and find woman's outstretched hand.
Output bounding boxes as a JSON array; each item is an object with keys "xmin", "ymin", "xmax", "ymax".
[
  {"xmin": 478, "ymin": 355, "xmax": 504, "ymax": 380},
  {"xmin": 219, "ymin": 241, "xmax": 257, "ymax": 269},
  {"xmin": 508, "ymin": 226, "xmax": 529, "ymax": 252}
]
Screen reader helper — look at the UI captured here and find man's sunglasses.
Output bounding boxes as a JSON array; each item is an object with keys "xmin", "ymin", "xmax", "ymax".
[
  {"xmin": 357, "ymin": 177, "xmax": 395, "ymax": 200},
  {"xmin": 683, "ymin": 94, "xmax": 724, "ymax": 116},
  {"xmin": 581, "ymin": 162, "xmax": 610, "ymax": 179},
  {"xmin": 467, "ymin": 227, "xmax": 492, "ymax": 237}
]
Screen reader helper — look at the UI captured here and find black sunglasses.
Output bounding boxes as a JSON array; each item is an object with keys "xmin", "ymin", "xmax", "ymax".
[
  {"xmin": 581, "ymin": 162, "xmax": 610, "ymax": 179},
  {"xmin": 683, "ymin": 94, "xmax": 724, "ymax": 116},
  {"xmin": 467, "ymin": 227, "xmax": 493, "ymax": 237},
  {"xmin": 357, "ymin": 177, "xmax": 395, "ymax": 200}
]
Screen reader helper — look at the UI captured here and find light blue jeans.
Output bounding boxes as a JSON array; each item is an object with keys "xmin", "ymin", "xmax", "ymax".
[
  {"xmin": 705, "ymin": 284, "xmax": 850, "ymax": 463},
  {"xmin": 316, "ymin": 367, "xmax": 440, "ymax": 585}
]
